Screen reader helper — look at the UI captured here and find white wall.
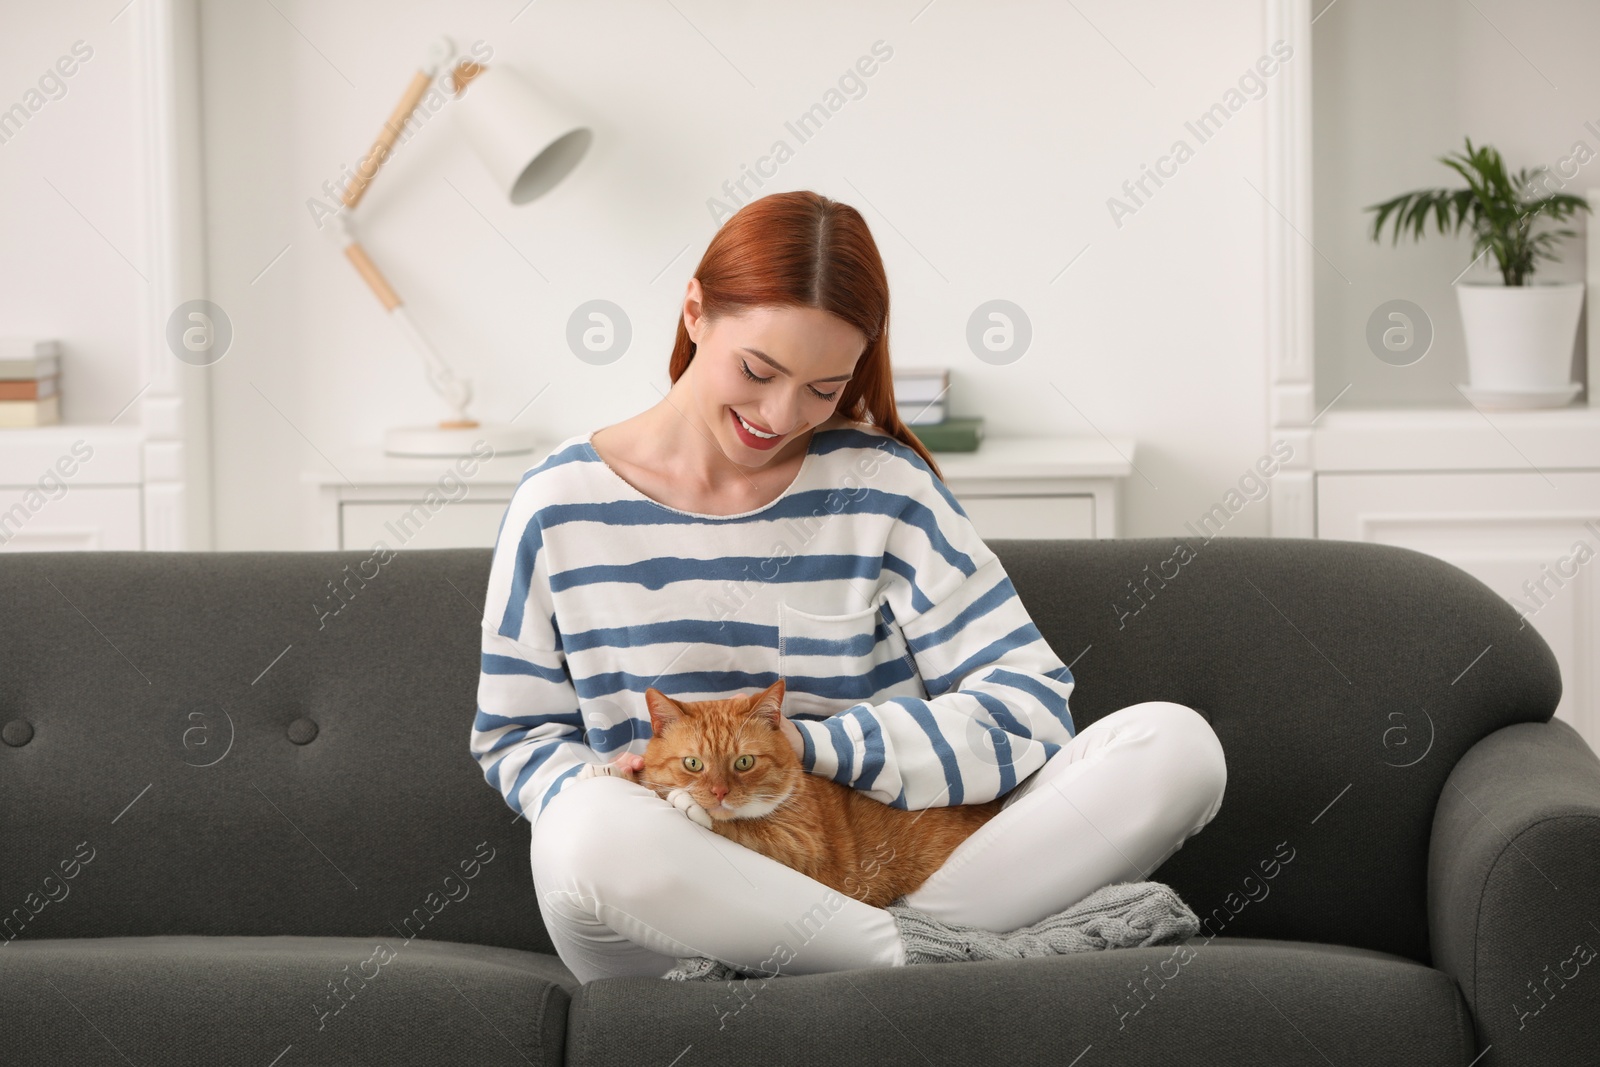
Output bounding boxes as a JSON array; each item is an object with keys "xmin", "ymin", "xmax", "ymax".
[
  {"xmin": 5, "ymin": 1, "xmax": 1284, "ymax": 548},
  {"xmin": 0, "ymin": 6, "xmax": 145, "ymax": 425},
  {"xmin": 1313, "ymin": 0, "xmax": 1596, "ymax": 408}
]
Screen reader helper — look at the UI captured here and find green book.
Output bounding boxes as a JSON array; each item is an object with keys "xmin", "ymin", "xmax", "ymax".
[{"xmin": 911, "ymin": 416, "xmax": 983, "ymax": 452}]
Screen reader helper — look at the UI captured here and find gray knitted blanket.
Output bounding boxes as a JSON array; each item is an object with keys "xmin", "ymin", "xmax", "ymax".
[{"xmin": 662, "ymin": 879, "xmax": 1200, "ymax": 981}]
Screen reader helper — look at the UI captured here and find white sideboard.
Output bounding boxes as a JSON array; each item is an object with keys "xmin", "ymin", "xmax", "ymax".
[
  {"xmin": 1312, "ymin": 407, "xmax": 1600, "ymax": 753},
  {"xmin": 0, "ymin": 426, "xmax": 146, "ymax": 550},
  {"xmin": 305, "ymin": 432, "xmax": 1137, "ymax": 552}
]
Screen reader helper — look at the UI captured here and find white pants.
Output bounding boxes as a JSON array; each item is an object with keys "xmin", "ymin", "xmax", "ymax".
[{"xmin": 529, "ymin": 700, "xmax": 1227, "ymax": 985}]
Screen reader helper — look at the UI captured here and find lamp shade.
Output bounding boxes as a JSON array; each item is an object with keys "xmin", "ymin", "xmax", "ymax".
[{"xmin": 453, "ymin": 65, "xmax": 591, "ymax": 205}]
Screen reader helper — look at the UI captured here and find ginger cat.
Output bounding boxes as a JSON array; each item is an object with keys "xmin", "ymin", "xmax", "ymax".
[{"xmin": 637, "ymin": 678, "xmax": 1006, "ymax": 908}]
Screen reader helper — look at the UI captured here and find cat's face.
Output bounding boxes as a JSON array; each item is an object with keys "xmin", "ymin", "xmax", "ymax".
[{"xmin": 641, "ymin": 678, "xmax": 798, "ymax": 822}]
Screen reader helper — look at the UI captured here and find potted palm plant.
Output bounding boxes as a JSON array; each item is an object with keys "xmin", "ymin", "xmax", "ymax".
[{"xmin": 1367, "ymin": 136, "xmax": 1591, "ymax": 407}]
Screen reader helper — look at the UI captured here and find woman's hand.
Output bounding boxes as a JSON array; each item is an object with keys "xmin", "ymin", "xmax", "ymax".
[
  {"xmin": 779, "ymin": 715, "xmax": 805, "ymax": 759},
  {"xmin": 577, "ymin": 751, "xmax": 645, "ymax": 784}
]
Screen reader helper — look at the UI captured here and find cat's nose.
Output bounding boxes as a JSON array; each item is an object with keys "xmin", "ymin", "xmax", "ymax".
[{"xmin": 710, "ymin": 784, "xmax": 727, "ymax": 799}]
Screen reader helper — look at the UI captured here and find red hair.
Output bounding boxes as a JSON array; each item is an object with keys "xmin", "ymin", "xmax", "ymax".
[{"xmin": 668, "ymin": 190, "xmax": 943, "ymax": 481}]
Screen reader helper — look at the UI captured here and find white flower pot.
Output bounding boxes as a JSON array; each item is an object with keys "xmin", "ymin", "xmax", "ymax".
[{"xmin": 1454, "ymin": 280, "xmax": 1584, "ymax": 391}]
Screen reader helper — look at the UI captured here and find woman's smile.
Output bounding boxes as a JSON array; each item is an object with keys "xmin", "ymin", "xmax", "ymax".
[{"xmin": 730, "ymin": 407, "xmax": 786, "ymax": 450}]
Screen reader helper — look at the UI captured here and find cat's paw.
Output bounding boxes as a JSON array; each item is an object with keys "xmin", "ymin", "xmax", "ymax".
[
  {"xmin": 666, "ymin": 787, "xmax": 714, "ymax": 830},
  {"xmin": 577, "ymin": 754, "xmax": 642, "ymax": 783}
]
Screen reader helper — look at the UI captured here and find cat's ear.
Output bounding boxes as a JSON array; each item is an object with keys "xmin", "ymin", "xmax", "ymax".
[
  {"xmin": 749, "ymin": 677, "xmax": 786, "ymax": 729},
  {"xmin": 644, "ymin": 687, "xmax": 683, "ymax": 732}
]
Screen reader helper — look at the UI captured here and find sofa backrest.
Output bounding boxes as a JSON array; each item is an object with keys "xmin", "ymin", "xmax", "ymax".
[
  {"xmin": 0, "ymin": 539, "xmax": 1560, "ymax": 965},
  {"xmin": 1000, "ymin": 535, "xmax": 1559, "ymax": 964},
  {"xmin": 0, "ymin": 550, "xmax": 556, "ymax": 958}
]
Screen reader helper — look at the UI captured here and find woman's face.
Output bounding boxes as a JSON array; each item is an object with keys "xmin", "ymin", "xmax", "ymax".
[{"xmin": 682, "ymin": 279, "xmax": 866, "ymax": 465}]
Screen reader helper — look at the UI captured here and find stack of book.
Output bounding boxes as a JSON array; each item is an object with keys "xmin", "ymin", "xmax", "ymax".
[
  {"xmin": 893, "ymin": 365, "xmax": 983, "ymax": 452},
  {"xmin": 0, "ymin": 339, "xmax": 61, "ymax": 427}
]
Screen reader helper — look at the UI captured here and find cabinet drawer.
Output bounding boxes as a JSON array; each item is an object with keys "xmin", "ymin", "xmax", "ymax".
[
  {"xmin": 0, "ymin": 486, "xmax": 142, "ymax": 550},
  {"xmin": 961, "ymin": 495, "xmax": 1095, "ymax": 539},
  {"xmin": 1316, "ymin": 469, "xmax": 1600, "ymax": 753},
  {"xmin": 1317, "ymin": 471, "xmax": 1600, "ymax": 543},
  {"xmin": 340, "ymin": 499, "xmax": 511, "ymax": 550}
]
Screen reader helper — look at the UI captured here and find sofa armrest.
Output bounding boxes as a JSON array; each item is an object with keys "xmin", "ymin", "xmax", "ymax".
[{"xmin": 1429, "ymin": 718, "xmax": 1600, "ymax": 1066}]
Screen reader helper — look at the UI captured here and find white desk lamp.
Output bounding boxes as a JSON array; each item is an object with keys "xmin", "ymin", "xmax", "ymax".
[{"xmin": 334, "ymin": 37, "xmax": 592, "ymax": 457}]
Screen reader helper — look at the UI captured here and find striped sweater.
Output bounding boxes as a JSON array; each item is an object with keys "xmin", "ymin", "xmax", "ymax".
[{"xmin": 471, "ymin": 421, "xmax": 1077, "ymax": 829}]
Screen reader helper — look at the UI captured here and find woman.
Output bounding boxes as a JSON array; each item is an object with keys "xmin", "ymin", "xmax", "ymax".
[{"xmin": 471, "ymin": 190, "xmax": 1227, "ymax": 985}]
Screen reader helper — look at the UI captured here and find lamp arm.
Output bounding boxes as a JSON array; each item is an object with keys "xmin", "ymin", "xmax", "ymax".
[
  {"xmin": 342, "ymin": 37, "xmax": 460, "ymax": 211},
  {"xmin": 342, "ymin": 71, "xmax": 432, "ymax": 213},
  {"xmin": 338, "ymin": 231, "xmax": 472, "ymax": 422},
  {"xmin": 331, "ymin": 36, "xmax": 479, "ymax": 428},
  {"xmin": 390, "ymin": 306, "xmax": 474, "ymax": 422}
]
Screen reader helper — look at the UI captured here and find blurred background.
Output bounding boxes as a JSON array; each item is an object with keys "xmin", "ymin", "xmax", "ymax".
[
  {"xmin": 2, "ymin": 0, "xmax": 1300, "ymax": 549},
  {"xmin": 3, "ymin": 0, "xmax": 1598, "ymax": 737}
]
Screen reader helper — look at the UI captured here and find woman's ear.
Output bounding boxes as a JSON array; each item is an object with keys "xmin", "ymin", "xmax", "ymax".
[{"xmin": 682, "ymin": 277, "xmax": 705, "ymax": 343}]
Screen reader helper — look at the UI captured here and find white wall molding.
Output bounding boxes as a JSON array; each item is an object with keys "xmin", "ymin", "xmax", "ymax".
[
  {"xmin": 1264, "ymin": 0, "xmax": 1316, "ymax": 537},
  {"xmin": 134, "ymin": 0, "xmax": 213, "ymax": 549},
  {"xmin": 1588, "ymin": 187, "xmax": 1600, "ymax": 407}
]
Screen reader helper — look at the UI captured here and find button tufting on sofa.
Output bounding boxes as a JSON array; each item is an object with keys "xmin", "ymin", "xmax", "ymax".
[{"xmin": 287, "ymin": 716, "xmax": 318, "ymax": 744}]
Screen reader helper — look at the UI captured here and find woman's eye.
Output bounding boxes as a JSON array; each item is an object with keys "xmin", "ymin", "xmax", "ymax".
[{"xmin": 740, "ymin": 360, "xmax": 839, "ymax": 402}]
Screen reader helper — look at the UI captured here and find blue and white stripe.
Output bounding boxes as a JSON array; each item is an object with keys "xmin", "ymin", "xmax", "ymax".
[{"xmin": 469, "ymin": 423, "xmax": 1077, "ymax": 826}]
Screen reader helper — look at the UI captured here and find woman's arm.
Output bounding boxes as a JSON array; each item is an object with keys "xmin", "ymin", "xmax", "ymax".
[
  {"xmin": 470, "ymin": 482, "xmax": 600, "ymax": 822},
  {"xmin": 788, "ymin": 475, "xmax": 1077, "ymax": 810}
]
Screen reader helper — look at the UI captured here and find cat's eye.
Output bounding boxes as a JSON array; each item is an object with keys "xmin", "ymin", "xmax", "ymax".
[
  {"xmin": 733, "ymin": 754, "xmax": 754, "ymax": 771},
  {"xmin": 682, "ymin": 756, "xmax": 703, "ymax": 772}
]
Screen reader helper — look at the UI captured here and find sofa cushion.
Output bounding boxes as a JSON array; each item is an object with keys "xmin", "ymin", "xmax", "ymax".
[
  {"xmin": 564, "ymin": 936, "xmax": 1475, "ymax": 1066},
  {"xmin": 0, "ymin": 935, "xmax": 576, "ymax": 1066}
]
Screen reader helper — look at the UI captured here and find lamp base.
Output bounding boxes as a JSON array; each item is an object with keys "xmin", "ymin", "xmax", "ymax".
[{"xmin": 384, "ymin": 421, "xmax": 539, "ymax": 457}]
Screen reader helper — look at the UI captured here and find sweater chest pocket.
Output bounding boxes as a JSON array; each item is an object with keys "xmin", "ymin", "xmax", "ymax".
[{"xmin": 778, "ymin": 599, "xmax": 922, "ymax": 717}]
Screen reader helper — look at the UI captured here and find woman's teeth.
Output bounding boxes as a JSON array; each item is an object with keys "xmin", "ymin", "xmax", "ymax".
[{"xmin": 737, "ymin": 413, "xmax": 779, "ymax": 438}]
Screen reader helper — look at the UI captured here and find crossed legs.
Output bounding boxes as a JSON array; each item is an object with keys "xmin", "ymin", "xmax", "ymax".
[
  {"xmin": 901, "ymin": 700, "xmax": 1227, "ymax": 931},
  {"xmin": 529, "ymin": 700, "xmax": 1226, "ymax": 984}
]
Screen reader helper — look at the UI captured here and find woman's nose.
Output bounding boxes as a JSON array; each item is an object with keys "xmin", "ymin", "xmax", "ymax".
[{"xmin": 766, "ymin": 395, "xmax": 807, "ymax": 434}]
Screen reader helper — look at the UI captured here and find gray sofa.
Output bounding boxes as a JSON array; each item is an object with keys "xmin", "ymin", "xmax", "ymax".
[{"xmin": 2, "ymin": 537, "xmax": 1595, "ymax": 1066}]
